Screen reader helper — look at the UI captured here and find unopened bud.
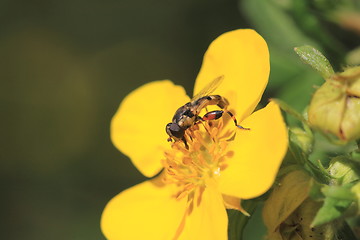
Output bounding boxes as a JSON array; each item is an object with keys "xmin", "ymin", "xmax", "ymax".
[
  {"xmin": 328, "ymin": 156, "xmax": 360, "ymax": 185},
  {"xmin": 290, "ymin": 127, "xmax": 313, "ymax": 154},
  {"xmin": 308, "ymin": 66, "xmax": 360, "ymax": 142}
]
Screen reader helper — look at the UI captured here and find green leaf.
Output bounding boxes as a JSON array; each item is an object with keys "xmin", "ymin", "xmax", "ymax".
[
  {"xmin": 227, "ymin": 210, "xmax": 243, "ymax": 240},
  {"xmin": 322, "ymin": 185, "xmax": 356, "ymax": 201},
  {"xmin": 227, "ymin": 200, "xmax": 259, "ymax": 240},
  {"xmin": 311, "ymin": 184, "xmax": 355, "ymax": 226},
  {"xmin": 311, "ymin": 196, "xmax": 353, "ymax": 226},
  {"xmin": 294, "ymin": 45, "xmax": 335, "ymax": 79}
]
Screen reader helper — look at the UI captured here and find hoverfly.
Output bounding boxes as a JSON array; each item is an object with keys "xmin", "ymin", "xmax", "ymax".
[{"xmin": 166, "ymin": 75, "xmax": 249, "ymax": 147}]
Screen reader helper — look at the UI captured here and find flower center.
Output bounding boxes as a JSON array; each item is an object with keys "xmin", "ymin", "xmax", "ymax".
[{"xmin": 162, "ymin": 119, "xmax": 235, "ymax": 200}]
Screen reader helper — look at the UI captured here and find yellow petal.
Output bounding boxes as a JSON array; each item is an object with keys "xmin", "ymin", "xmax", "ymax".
[
  {"xmin": 111, "ymin": 80, "xmax": 190, "ymax": 177},
  {"xmin": 101, "ymin": 177, "xmax": 188, "ymax": 240},
  {"xmin": 178, "ymin": 185, "xmax": 228, "ymax": 240},
  {"xmin": 194, "ymin": 29, "xmax": 270, "ymax": 121},
  {"xmin": 219, "ymin": 102, "xmax": 288, "ymax": 199}
]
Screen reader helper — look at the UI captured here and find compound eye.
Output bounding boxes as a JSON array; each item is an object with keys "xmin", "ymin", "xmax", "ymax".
[{"xmin": 166, "ymin": 123, "xmax": 184, "ymax": 139}]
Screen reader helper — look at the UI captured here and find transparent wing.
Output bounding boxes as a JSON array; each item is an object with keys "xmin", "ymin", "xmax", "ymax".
[{"xmin": 192, "ymin": 75, "xmax": 224, "ymax": 100}]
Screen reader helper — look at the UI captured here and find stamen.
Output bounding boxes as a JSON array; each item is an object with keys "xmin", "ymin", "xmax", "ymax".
[{"xmin": 162, "ymin": 119, "xmax": 236, "ymax": 200}]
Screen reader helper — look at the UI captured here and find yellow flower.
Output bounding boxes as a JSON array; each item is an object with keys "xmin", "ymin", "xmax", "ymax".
[{"xmin": 101, "ymin": 29, "xmax": 288, "ymax": 240}]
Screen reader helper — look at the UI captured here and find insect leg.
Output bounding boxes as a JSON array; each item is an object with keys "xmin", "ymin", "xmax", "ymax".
[
  {"xmin": 197, "ymin": 111, "xmax": 220, "ymax": 142},
  {"xmin": 182, "ymin": 136, "xmax": 189, "ymax": 150},
  {"xmin": 225, "ymin": 111, "xmax": 250, "ymax": 130},
  {"xmin": 201, "ymin": 110, "xmax": 224, "ymax": 121},
  {"xmin": 202, "ymin": 110, "xmax": 250, "ymax": 130}
]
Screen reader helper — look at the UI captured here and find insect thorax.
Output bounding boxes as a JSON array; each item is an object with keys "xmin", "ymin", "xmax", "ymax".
[{"xmin": 172, "ymin": 103, "xmax": 196, "ymax": 129}]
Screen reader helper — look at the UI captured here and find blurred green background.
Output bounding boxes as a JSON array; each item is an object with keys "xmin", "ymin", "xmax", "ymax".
[{"xmin": 1, "ymin": 0, "xmax": 359, "ymax": 239}]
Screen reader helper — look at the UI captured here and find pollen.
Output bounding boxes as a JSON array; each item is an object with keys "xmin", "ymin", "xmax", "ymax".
[{"xmin": 162, "ymin": 119, "xmax": 235, "ymax": 200}]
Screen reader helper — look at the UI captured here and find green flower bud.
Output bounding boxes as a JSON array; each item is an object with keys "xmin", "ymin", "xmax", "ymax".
[
  {"xmin": 290, "ymin": 127, "xmax": 313, "ymax": 154},
  {"xmin": 308, "ymin": 66, "xmax": 360, "ymax": 142},
  {"xmin": 328, "ymin": 156, "xmax": 360, "ymax": 185}
]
